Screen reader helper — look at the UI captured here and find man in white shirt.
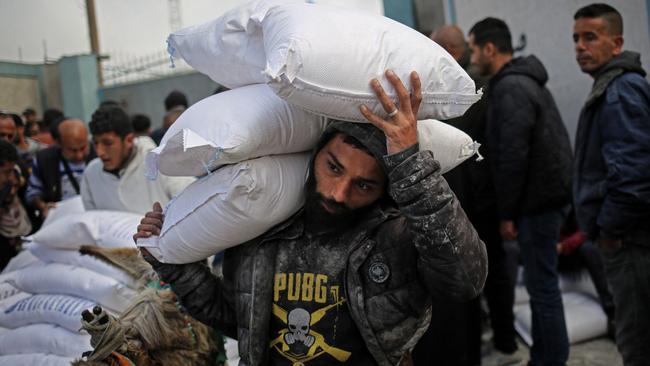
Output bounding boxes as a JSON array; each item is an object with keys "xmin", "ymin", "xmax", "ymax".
[{"xmin": 81, "ymin": 105, "xmax": 193, "ymax": 214}]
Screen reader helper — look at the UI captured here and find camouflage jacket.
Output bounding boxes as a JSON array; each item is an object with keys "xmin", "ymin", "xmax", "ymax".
[{"xmin": 147, "ymin": 145, "xmax": 488, "ymax": 366}]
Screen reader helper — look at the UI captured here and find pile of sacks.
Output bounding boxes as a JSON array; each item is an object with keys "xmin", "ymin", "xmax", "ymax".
[
  {"xmin": 1, "ymin": 198, "xmax": 227, "ymax": 366},
  {"xmin": 139, "ymin": 0, "xmax": 482, "ymax": 264},
  {"xmin": 0, "ymin": 197, "xmax": 142, "ymax": 365},
  {"xmin": 514, "ymin": 266, "xmax": 609, "ymax": 345}
]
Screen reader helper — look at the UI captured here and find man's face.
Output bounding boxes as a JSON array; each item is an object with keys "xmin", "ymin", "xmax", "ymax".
[
  {"xmin": 61, "ymin": 133, "xmax": 90, "ymax": 164},
  {"xmin": 308, "ymin": 134, "xmax": 386, "ymax": 221},
  {"xmin": 0, "ymin": 118, "xmax": 16, "ymax": 144},
  {"xmin": 93, "ymin": 131, "xmax": 134, "ymax": 171},
  {"xmin": 0, "ymin": 161, "xmax": 18, "ymax": 204},
  {"xmin": 573, "ymin": 17, "xmax": 622, "ymax": 75},
  {"xmin": 468, "ymin": 35, "xmax": 492, "ymax": 76}
]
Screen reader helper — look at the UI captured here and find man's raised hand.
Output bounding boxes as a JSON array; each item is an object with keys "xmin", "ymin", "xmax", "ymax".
[
  {"xmin": 133, "ymin": 202, "xmax": 164, "ymax": 243},
  {"xmin": 359, "ymin": 70, "xmax": 422, "ymax": 154}
]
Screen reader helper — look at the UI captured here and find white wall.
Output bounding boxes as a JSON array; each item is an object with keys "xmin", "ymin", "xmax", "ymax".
[{"xmin": 452, "ymin": 0, "xmax": 650, "ymax": 145}]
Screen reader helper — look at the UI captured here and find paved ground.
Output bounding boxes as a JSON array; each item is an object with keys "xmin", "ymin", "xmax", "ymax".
[{"xmin": 482, "ymin": 337, "xmax": 622, "ymax": 366}]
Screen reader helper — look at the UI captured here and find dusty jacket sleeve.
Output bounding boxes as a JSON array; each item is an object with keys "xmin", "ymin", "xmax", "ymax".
[
  {"xmin": 144, "ymin": 255, "xmax": 237, "ymax": 336},
  {"xmin": 385, "ymin": 144, "xmax": 487, "ymax": 302},
  {"xmin": 597, "ymin": 74, "xmax": 650, "ymax": 238}
]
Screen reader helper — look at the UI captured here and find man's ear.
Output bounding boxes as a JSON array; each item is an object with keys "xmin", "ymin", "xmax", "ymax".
[
  {"xmin": 124, "ymin": 132, "xmax": 135, "ymax": 146},
  {"xmin": 483, "ymin": 42, "xmax": 497, "ymax": 58},
  {"xmin": 612, "ymin": 35, "xmax": 623, "ymax": 56}
]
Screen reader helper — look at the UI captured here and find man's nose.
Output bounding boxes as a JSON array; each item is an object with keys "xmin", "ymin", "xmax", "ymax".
[{"xmin": 330, "ymin": 181, "xmax": 350, "ymax": 204}]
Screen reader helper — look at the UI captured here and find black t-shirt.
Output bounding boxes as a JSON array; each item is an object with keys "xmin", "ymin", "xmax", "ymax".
[{"xmin": 269, "ymin": 232, "xmax": 377, "ymax": 365}]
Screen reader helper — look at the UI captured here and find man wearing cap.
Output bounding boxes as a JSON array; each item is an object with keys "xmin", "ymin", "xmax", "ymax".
[{"xmin": 135, "ymin": 71, "xmax": 487, "ymax": 365}]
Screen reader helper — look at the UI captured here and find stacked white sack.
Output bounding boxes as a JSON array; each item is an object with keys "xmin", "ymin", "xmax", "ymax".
[
  {"xmin": 28, "ymin": 210, "xmax": 141, "ymax": 250},
  {"xmin": 0, "ymin": 353, "xmax": 75, "ymax": 366},
  {"xmin": 145, "ymin": 84, "xmax": 328, "ymax": 179},
  {"xmin": 139, "ymin": 119, "xmax": 477, "ymax": 264},
  {"xmin": 0, "ymin": 198, "xmax": 143, "ymax": 360},
  {"xmin": 168, "ymin": 0, "xmax": 481, "ymax": 122},
  {"xmin": 139, "ymin": 153, "xmax": 310, "ymax": 264},
  {"xmin": 146, "ymin": 84, "xmax": 478, "ymax": 179},
  {"xmin": 513, "ymin": 267, "xmax": 609, "ymax": 345}
]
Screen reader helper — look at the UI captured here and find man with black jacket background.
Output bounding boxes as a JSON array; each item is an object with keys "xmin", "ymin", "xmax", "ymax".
[
  {"xmin": 572, "ymin": 4, "xmax": 650, "ymax": 365},
  {"xmin": 469, "ymin": 18, "xmax": 574, "ymax": 366},
  {"xmin": 26, "ymin": 118, "xmax": 94, "ymax": 219}
]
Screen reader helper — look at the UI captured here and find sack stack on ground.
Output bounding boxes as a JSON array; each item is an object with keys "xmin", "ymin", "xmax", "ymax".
[
  {"xmin": 0, "ymin": 198, "xmax": 145, "ymax": 363},
  {"xmin": 141, "ymin": 0, "xmax": 482, "ymax": 265},
  {"xmin": 513, "ymin": 267, "xmax": 609, "ymax": 345}
]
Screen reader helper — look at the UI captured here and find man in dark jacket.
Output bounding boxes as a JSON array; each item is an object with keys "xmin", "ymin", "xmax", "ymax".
[
  {"xmin": 135, "ymin": 71, "xmax": 488, "ymax": 365},
  {"xmin": 573, "ymin": 4, "xmax": 650, "ymax": 365},
  {"xmin": 412, "ymin": 25, "xmax": 519, "ymax": 366},
  {"xmin": 26, "ymin": 118, "xmax": 94, "ymax": 219},
  {"xmin": 469, "ymin": 18, "xmax": 573, "ymax": 366}
]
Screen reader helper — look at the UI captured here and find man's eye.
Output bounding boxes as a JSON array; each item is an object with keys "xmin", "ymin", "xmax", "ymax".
[
  {"xmin": 328, "ymin": 162, "xmax": 340, "ymax": 173},
  {"xmin": 357, "ymin": 182, "xmax": 370, "ymax": 191}
]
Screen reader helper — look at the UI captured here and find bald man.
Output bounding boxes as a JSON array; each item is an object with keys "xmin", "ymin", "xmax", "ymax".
[
  {"xmin": 26, "ymin": 118, "xmax": 96, "ymax": 218},
  {"xmin": 431, "ymin": 25, "xmax": 468, "ymax": 63},
  {"xmin": 0, "ymin": 113, "xmax": 17, "ymax": 144}
]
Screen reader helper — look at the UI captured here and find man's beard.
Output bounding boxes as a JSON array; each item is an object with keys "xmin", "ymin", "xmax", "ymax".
[{"xmin": 303, "ymin": 170, "xmax": 375, "ymax": 234}]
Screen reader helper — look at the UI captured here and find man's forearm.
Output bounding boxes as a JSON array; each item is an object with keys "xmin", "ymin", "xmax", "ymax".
[{"xmin": 386, "ymin": 148, "xmax": 488, "ymax": 301}]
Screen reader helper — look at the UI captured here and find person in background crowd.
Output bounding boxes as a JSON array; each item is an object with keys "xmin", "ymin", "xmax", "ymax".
[
  {"xmin": 0, "ymin": 112, "xmax": 17, "ymax": 144},
  {"xmin": 11, "ymin": 113, "xmax": 45, "ymax": 163},
  {"xmin": 26, "ymin": 119, "xmax": 95, "ymax": 219},
  {"xmin": 151, "ymin": 90, "xmax": 188, "ymax": 145},
  {"xmin": 81, "ymin": 105, "xmax": 193, "ymax": 214},
  {"xmin": 32, "ymin": 108, "xmax": 63, "ymax": 145},
  {"xmin": 469, "ymin": 17, "xmax": 574, "ymax": 366},
  {"xmin": 132, "ymin": 113, "xmax": 157, "ymax": 150},
  {"xmin": 134, "ymin": 70, "xmax": 488, "ymax": 365},
  {"xmin": 414, "ymin": 24, "xmax": 520, "ymax": 366},
  {"xmin": 0, "ymin": 140, "xmax": 31, "ymax": 270},
  {"xmin": 22, "ymin": 108, "xmax": 38, "ymax": 125},
  {"xmin": 572, "ymin": 4, "xmax": 650, "ymax": 365},
  {"xmin": 132, "ymin": 114, "xmax": 152, "ymax": 138}
]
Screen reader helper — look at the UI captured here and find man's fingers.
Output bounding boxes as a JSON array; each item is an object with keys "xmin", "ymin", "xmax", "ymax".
[
  {"xmin": 153, "ymin": 202, "xmax": 163, "ymax": 213},
  {"xmin": 136, "ymin": 224, "xmax": 160, "ymax": 236},
  {"xmin": 144, "ymin": 211, "xmax": 164, "ymax": 220},
  {"xmin": 140, "ymin": 217, "xmax": 163, "ymax": 227},
  {"xmin": 370, "ymin": 79, "xmax": 399, "ymax": 118},
  {"xmin": 409, "ymin": 71, "xmax": 422, "ymax": 116},
  {"xmin": 359, "ymin": 105, "xmax": 390, "ymax": 131},
  {"xmin": 385, "ymin": 69, "xmax": 412, "ymax": 116}
]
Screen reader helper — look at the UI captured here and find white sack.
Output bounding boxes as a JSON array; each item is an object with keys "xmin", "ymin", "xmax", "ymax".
[
  {"xmin": 41, "ymin": 196, "xmax": 84, "ymax": 228},
  {"xmin": 138, "ymin": 153, "xmax": 309, "ymax": 264},
  {"xmin": 417, "ymin": 119, "xmax": 479, "ymax": 173},
  {"xmin": 0, "ymin": 294, "xmax": 95, "ymax": 332},
  {"xmin": 0, "ymin": 263, "xmax": 135, "ymax": 313},
  {"xmin": 27, "ymin": 243, "xmax": 137, "ymax": 288},
  {"xmin": 0, "ymin": 353, "xmax": 75, "ymax": 366},
  {"xmin": 0, "ymin": 324, "xmax": 90, "ymax": 357},
  {"xmin": 28, "ymin": 211, "xmax": 141, "ymax": 249},
  {"xmin": 0, "ymin": 282, "xmax": 22, "ymax": 301},
  {"xmin": 514, "ymin": 292, "xmax": 608, "ymax": 346},
  {"xmin": 1, "ymin": 250, "xmax": 39, "ymax": 274},
  {"xmin": 146, "ymin": 84, "xmax": 327, "ymax": 178},
  {"xmin": 168, "ymin": 0, "xmax": 480, "ymax": 122}
]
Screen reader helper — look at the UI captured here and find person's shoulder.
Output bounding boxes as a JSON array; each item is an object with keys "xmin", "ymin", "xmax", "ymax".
[
  {"xmin": 84, "ymin": 158, "xmax": 103, "ymax": 175},
  {"xmin": 613, "ymin": 71, "xmax": 649, "ymax": 90},
  {"xmin": 606, "ymin": 71, "xmax": 650, "ymax": 102},
  {"xmin": 35, "ymin": 145, "xmax": 60, "ymax": 159}
]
